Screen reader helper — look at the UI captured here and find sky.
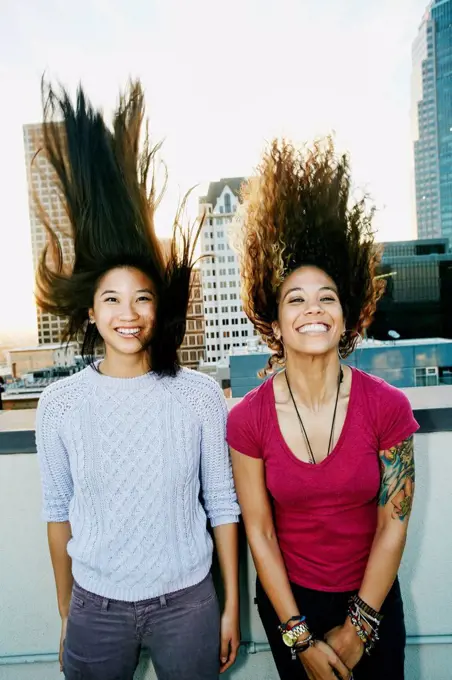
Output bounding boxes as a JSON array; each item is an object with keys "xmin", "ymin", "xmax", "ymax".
[{"xmin": 0, "ymin": 0, "xmax": 428, "ymax": 338}]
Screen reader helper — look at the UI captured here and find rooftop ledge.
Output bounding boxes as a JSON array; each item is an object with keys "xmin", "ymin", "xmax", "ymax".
[
  {"xmin": 1, "ymin": 386, "xmax": 452, "ymax": 679},
  {"xmin": 1, "ymin": 385, "xmax": 452, "ymax": 455}
]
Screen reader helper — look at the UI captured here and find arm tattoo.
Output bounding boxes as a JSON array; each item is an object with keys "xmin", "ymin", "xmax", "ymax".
[{"xmin": 378, "ymin": 435, "xmax": 415, "ymax": 522}]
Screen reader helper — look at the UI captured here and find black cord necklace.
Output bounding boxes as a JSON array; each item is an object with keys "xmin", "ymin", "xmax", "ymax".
[{"xmin": 284, "ymin": 367, "xmax": 344, "ymax": 465}]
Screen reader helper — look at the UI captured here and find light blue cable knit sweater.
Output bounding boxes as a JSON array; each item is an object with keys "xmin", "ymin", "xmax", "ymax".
[{"xmin": 36, "ymin": 365, "xmax": 240, "ymax": 602}]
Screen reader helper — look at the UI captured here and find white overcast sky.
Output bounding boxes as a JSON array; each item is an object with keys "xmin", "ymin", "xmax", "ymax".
[{"xmin": 0, "ymin": 0, "xmax": 428, "ymax": 335}]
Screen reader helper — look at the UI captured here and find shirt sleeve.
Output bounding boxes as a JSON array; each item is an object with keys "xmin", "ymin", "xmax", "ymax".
[
  {"xmin": 377, "ymin": 383, "xmax": 420, "ymax": 451},
  {"xmin": 36, "ymin": 388, "xmax": 73, "ymax": 522},
  {"xmin": 226, "ymin": 397, "xmax": 262, "ymax": 459},
  {"xmin": 198, "ymin": 379, "xmax": 240, "ymax": 528}
]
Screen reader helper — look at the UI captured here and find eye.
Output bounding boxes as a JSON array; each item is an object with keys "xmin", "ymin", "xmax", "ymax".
[
  {"xmin": 137, "ymin": 295, "xmax": 153, "ymax": 303},
  {"xmin": 288, "ymin": 296, "xmax": 304, "ymax": 304},
  {"xmin": 104, "ymin": 296, "xmax": 118, "ymax": 303},
  {"xmin": 320, "ymin": 295, "xmax": 337, "ymax": 303}
]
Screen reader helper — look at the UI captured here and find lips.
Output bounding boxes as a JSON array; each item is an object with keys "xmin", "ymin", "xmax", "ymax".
[
  {"xmin": 115, "ymin": 327, "xmax": 141, "ymax": 337},
  {"xmin": 297, "ymin": 323, "xmax": 330, "ymax": 334}
]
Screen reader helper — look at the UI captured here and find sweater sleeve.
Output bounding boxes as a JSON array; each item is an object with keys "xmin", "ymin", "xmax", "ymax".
[
  {"xmin": 36, "ymin": 387, "xmax": 73, "ymax": 522},
  {"xmin": 198, "ymin": 378, "xmax": 240, "ymax": 528}
]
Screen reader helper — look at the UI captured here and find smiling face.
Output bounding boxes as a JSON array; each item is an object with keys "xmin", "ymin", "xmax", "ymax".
[
  {"xmin": 89, "ymin": 267, "xmax": 157, "ymax": 361},
  {"xmin": 274, "ymin": 266, "xmax": 345, "ymax": 358}
]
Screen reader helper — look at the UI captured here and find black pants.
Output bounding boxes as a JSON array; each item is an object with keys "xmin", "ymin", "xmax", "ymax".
[{"xmin": 256, "ymin": 578, "xmax": 406, "ymax": 680}]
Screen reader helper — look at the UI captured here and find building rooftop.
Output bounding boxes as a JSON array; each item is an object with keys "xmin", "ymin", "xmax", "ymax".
[
  {"xmin": 7, "ymin": 343, "xmax": 75, "ymax": 353},
  {"xmin": 199, "ymin": 177, "xmax": 245, "ymax": 208}
]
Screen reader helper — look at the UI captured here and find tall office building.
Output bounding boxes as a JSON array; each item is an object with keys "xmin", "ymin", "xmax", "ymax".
[
  {"xmin": 23, "ymin": 123, "xmax": 73, "ymax": 345},
  {"xmin": 199, "ymin": 178, "xmax": 255, "ymax": 363},
  {"xmin": 412, "ymin": 0, "xmax": 452, "ymax": 242},
  {"xmin": 370, "ymin": 238, "xmax": 452, "ymax": 340}
]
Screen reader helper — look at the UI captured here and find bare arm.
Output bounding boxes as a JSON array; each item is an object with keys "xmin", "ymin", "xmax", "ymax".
[
  {"xmin": 213, "ymin": 523, "xmax": 239, "ymax": 613},
  {"xmin": 231, "ymin": 449, "xmax": 350, "ymax": 679},
  {"xmin": 359, "ymin": 435, "xmax": 415, "ymax": 610},
  {"xmin": 230, "ymin": 449, "xmax": 300, "ymax": 622},
  {"xmin": 325, "ymin": 436, "xmax": 415, "ymax": 669},
  {"xmin": 47, "ymin": 521, "xmax": 73, "ymax": 619},
  {"xmin": 213, "ymin": 523, "xmax": 240, "ymax": 672}
]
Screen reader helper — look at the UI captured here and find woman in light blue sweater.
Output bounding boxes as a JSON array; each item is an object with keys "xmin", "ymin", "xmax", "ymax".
[{"xmin": 35, "ymin": 81, "xmax": 240, "ymax": 680}]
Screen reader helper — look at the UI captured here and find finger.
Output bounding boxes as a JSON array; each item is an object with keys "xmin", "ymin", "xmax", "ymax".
[
  {"xmin": 220, "ymin": 637, "xmax": 230, "ymax": 666},
  {"xmin": 220, "ymin": 653, "xmax": 236, "ymax": 673},
  {"xmin": 330, "ymin": 655, "xmax": 352, "ymax": 680}
]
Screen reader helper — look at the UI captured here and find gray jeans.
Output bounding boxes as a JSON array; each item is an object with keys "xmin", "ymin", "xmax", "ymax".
[{"xmin": 63, "ymin": 573, "xmax": 220, "ymax": 680}]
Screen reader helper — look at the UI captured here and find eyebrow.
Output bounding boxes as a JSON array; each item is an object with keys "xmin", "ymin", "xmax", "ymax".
[
  {"xmin": 100, "ymin": 288, "xmax": 155, "ymax": 296},
  {"xmin": 282, "ymin": 286, "xmax": 338, "ymax": 301}
]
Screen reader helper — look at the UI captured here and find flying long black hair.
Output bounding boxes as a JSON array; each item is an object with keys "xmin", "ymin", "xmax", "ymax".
[{"xmin": 34, "ymin": 79, "xmax": 201, "ymax": 376}]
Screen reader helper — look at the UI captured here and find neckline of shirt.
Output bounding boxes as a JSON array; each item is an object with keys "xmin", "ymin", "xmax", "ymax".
[{"xmin": 85, "ymin": 361, "xmax": 159, "ymax": 391}]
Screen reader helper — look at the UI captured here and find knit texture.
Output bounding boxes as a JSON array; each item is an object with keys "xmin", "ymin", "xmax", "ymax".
[{"xmin": 36, "ymin": 365, "xmax": 240, "ymax": 601}]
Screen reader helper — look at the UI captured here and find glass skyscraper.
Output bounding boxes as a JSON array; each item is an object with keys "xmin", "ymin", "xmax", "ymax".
[{"xmin": 412, "ymin": 0, "xmax": 452, "ymax": 243}]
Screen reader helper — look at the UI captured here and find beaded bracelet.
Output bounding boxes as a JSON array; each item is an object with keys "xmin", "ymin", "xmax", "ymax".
[
  {"xmin": 347, "ymin": 599, "xmax": 381, "ymax": 655},
  {"xmin": 291, "ymin": 634, "xmax": 316, "ymax": 660}
]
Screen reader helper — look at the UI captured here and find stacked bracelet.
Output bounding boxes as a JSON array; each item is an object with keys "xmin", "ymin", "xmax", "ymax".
[
  {"xmin": 278, "ymin": 615, "xmax": 313, "ymax": 650},
  {"xmin": 347, "ymin": 595, "xmax": 383, "ymax": 655},
  {"xmin": 291, "ymin": 634, "xmax": 315, "ymax": 660}
]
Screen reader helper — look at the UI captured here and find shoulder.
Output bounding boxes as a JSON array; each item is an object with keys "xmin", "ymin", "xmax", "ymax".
[
  {"xmin": 355, "ymin": 368, "xmax": 412, "ymax": 409},
  {"xmin": 227, "ymin": 377, "xmax": 272, "ymax": 456},
  {"xmin": 229, "ymin": 377, "xmax": 272, "ymax": 421},
  {"xmin": 354, "ymin": 369, "xmax": 418, "ymax": 448},
  {"xmin": 170, "ymin": 367, "xmax": 224, "ymax": 401},
  {"xmin": 37, "ymin": 367, "xmax": 91, "ymax": 421},
  {"xmin": 164, "ymin": 368, "xmax": 227, "ymax": 419}
]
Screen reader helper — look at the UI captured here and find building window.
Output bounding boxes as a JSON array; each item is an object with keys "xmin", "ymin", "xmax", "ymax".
[
  {"xmin": 228, "ymin": 255, "xmax": 234, "ymax": 262},
  {"xmin": 224, "ymin": 193, "xmax": 231, "ymax": 213},
  {"xmin": 415, "ymin": 367, "xmax": 438, "ymax": 387},
  {"xmin": 240, "ymin": 318, "xmax": 247, "ymax": 324},
  {"xmin": 218, "ymin": 244, "xmax": 225, "ymax": 250},
  {"xmin": 228, "ymin": 268, "xmax": 235, "ymax": 275},
  {"xmin": 241, "ymin": 330, "xmax": 248, "ymax": 337}
]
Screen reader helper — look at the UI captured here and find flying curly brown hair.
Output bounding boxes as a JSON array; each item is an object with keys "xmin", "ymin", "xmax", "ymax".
[{"xmin": 238, "ymin": 138, "xmax": 385, "ymax": 375}]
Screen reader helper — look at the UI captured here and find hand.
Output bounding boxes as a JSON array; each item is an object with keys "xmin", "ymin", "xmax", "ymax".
[
  {"xmin": 219, "ymin": 607, "xmax": 240, "ymax": 673},
  {"xmin": 59, "ymin": 617, "xmax": 68, "ymax": 672},
  {"xmin": 299, "ymin": 640, "xmax": 352, "ymax": 680},
  {"xmin": 325, "ymin": 618, "xmax": 364, "ymax": 671}
]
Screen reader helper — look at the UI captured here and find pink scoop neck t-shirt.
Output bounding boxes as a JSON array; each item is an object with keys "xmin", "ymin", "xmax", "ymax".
[{"xmin": 227, "ymin": 367, "xmax": 419, "ymax": 592}]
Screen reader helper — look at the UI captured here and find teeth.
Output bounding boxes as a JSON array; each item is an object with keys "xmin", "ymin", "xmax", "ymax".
[
  {"xmin": 299, "ymin": 324, "xmax": 329, "ymax": 334},
  {"xmin": 116, "ymin": 328, "xmax": 140, "ymax": 336}
]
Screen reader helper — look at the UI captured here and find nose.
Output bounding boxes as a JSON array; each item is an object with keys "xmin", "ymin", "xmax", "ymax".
[
  {"xmin": 118, "ymin": 302, "xmax": 140, "ymax": 321},
  {"xmin": 304, "ymin": 301, "xmax": 324, "ymax": 316}
]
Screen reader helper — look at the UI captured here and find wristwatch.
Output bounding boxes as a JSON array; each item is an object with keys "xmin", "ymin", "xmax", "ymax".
[{"xmin": 281, "ymin": 621, "xmax": 310, "ymax": 647}]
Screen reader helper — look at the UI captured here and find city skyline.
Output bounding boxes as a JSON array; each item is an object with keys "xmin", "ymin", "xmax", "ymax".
[
  {"xmin": 412, "ymin": 0, "xmax": 452, "ymax": 240},
  {"xmin": 0, "ymin": 0, "xmax": 428, "ymax": 338}
]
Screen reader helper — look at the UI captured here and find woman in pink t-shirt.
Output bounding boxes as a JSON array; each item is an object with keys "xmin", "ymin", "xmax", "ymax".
[{"xmin": 227, "ymin": 140, "xmax": 418, "ymax": 680}]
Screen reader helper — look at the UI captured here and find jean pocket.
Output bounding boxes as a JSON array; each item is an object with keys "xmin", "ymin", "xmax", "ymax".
[
  {"xmin": 70, "ymin": 593, "xmax": 85, "ymax": 610},
  {"xmin": 176, "ymin": 574, "xmax": 218, "ymax": 611}
]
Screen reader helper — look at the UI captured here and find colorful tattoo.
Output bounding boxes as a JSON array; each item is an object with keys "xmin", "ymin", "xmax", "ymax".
[{"xmin": 378, "ymin": 436, "xmax": 415, "ymax": 522}]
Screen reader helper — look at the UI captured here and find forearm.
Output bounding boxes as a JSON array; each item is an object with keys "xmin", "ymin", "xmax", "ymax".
[
  {"xmin": 213, "ymin": 523, "xmax": 239, "ymax": 611},
  {"xmin": 358, "ymin": 526, "xmax": 406, "ymax": 612},
  {"xmin": 47, "ymin": 521, "xmax": 73, "ymax": 619},
  {"xmin": 249, "ymin": 529, "xmax": 300, "ymax": 622}
]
